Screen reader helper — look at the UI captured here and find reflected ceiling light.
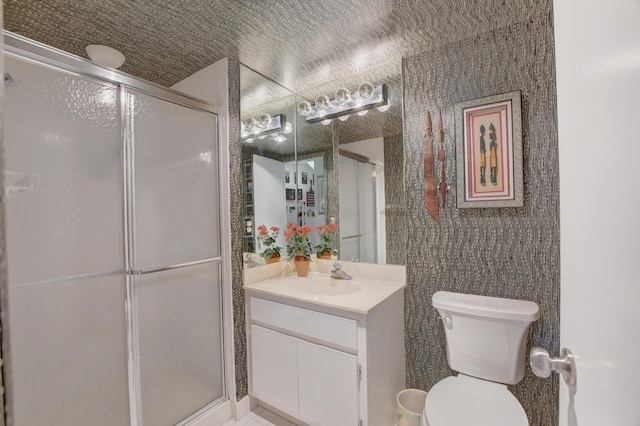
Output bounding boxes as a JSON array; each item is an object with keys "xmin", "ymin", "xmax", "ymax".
[
  {"xmin": 315, "ymin": 95, "xmax": 332, "ymax": 111},
  {"xmin": 241, "ymin": 114, "xmax": 286, "ymax": 141},
  {"xmin": 283, "ymin": 122, "xmax": 293, "ymax": 134},
  {"xmin": 85, "ymin": 44, "xmax": 126, "ymax": 68},
  {"xmin": 358, "ymin": 82, "xmax": 375, "ymax": 99},
  {"xmin": 297, "ymin": 101, "xmax": 313, "ymax": 116},
  {"xmin": 357, "ymin": 110, "xmax": 368, "ymax": 116},
  {"xmin": 338, "ymin": 114, "xmax": 350, "ymax": 121},
  {"xmin": 335, "ymin": 87, "xmax": 351, "ymax": 105},
  {"xmin": 274, "ymin": 135, "xmax": 286, "ymax": 143},
  {"xmin": 298, "ymin": 83, "xmax": 388, "ymax": 124},
  {"xmin": 321, "ymin": 119, "xmax": 332, "ymax": 126}
]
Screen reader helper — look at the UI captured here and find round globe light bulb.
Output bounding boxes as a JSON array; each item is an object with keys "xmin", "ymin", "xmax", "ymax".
[
  {"xmin": 335, "ymin": 87, "xmax": 351, "ymax": 105},
  {"xmin": 298, "ymin": 101, "xmax": 313, "ymax": 116},
  {"xmin": 316, "ymin": 95, "xmax": 331, "ymax": 111},
  {"xmin": 259, "ymin": 114, "xmax": 272, "ymax": 127},
  {"xmin": 358, "ymin": 82, "xmax": 375, "ymax": 99}
]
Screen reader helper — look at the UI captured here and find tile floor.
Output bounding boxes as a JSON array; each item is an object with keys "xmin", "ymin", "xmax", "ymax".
[{"xmin": 222, "ymin": 406, "xmax": 299, "ymax": 426}]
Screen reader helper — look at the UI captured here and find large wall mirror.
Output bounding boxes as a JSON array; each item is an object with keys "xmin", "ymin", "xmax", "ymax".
[{"xmin": 241, "ymin": 62, "xmax": 405, "ymax": 267}]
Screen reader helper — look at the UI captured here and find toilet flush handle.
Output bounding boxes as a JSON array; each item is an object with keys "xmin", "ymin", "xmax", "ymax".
[
  {"xmin": 530, "ymin": 347, "xmax": 576, "ymax": 387},
  {"xmin": 438, "ymin": 315, "xmax": 453, "ymax": 329}
]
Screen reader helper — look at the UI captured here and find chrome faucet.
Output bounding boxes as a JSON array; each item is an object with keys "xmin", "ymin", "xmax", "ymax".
[
  {"xmin": 244, "ymin": 253, "xmax": 259, "ymax": 268},
  {"xmin": 330, "ymin": 261, "xmax": 352, "ymax": 280}
]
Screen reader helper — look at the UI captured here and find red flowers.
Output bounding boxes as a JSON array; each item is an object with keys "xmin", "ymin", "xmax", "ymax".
[
  {"xmin": 284, "ymin": 222, "xmax": 312, "ymax": 260},
  {"xmin": 315, "ymin": 222, "xmax": 338, "ymax": 258},
  {"xmin": 257, "ymin": 224, "xmax": 281, "ymax": 260}
]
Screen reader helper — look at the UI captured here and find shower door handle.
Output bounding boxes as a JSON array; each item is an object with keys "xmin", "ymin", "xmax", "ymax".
[
  {"xmin": 530, "ymin": 347, "xmax": 577, "ymax": 386},
  {"xmin": 128, "ymin": 257, "xmax": 221, "ymax": 275}
]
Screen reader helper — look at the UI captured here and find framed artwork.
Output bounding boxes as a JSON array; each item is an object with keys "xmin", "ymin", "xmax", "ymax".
[
  {"xmin": 297, "ymin": 188, "xmax": 303, "ymax": 200},
  {"xmin": 285, "ymin": 171, "xmax": 290, "ymax": 184},
  {"xmin": 455, "ymin": 91, "xmax": 523, "ymax": 208},
  {"xmin": 301, "ymin": 171, "xmax": 308, "ymax": 184},
  {"xmin": 286, "ymin": 188, "xmax": 295, "ymax": 201}
]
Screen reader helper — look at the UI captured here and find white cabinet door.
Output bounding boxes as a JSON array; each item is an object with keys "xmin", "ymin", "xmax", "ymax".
[
  {"xmin": 298, "ymin": 340, "xmax": 359, "ymax": 426},
  {"xmin": 250, "ymin": 325, "xmax": 298, "ymax": 415}
]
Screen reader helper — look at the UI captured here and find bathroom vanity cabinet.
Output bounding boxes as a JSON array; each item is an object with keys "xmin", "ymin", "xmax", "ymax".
[{"xmin": 246, "ymin": 284, "xmax": 404, "ymax": 426}]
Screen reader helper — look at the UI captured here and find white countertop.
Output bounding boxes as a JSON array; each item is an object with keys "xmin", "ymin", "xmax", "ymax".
[{"xmin": 243, "ymin": 270, "xmax": 405, "ymax": 314}]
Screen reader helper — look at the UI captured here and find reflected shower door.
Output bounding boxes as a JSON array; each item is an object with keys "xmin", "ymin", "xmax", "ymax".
[
  {"xmin": 4, "ymin": 57, "xmax": 130, "ymax": 425},
  {"xmin": 126, "ymin": 89, "xmax": 224, "ymax": 425},
  {"xmin": 339, "ymin": 155, "xmax": 377, "ymax": 263}
]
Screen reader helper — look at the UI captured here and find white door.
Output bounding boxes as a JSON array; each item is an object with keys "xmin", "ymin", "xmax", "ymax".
[{"xmin": 554, "ymin": 1, "xmax": 640, "ymax": 425}]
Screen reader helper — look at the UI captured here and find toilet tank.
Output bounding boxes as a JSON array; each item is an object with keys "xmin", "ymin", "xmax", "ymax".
[{"xmin": 432, "ymin": 291, "xmax": 539, "ymax": 385}]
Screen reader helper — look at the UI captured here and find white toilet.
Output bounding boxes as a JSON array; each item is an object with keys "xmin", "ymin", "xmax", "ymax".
[{"xmin": 421, "ymin": 291, "xmax": 539, "ymax": 426}]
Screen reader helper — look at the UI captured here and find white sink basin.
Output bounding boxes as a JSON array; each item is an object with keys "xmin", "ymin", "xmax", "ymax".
[
  {"xmin": 287, "ymin": 276, "xmax": 362, "ymax": 296},
  {"xmin": 244, "ymin": 267, "xmax": 406, "ymax": 314}
]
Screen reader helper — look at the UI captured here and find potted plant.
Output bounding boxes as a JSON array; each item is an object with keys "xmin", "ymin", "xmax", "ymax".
[
  {"xmin": 315, "ymin": 223, "xmax": 338, "ymax": 259},
  {"xmin": 284, "ymin": 222, "xmax": 313, "ymax": 276},
  {"xmin": 257, "ymin": 224, "xmax": 281, "ymax": 264}
]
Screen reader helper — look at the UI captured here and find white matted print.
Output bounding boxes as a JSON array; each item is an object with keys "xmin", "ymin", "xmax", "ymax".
[{"xmin": 455, "ymin": 91, "xmax": 523, "ymax": 208}]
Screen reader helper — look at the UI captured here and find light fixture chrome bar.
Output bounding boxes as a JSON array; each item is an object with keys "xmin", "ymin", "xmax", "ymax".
[
  {"xmin": 304, "ymin": 84, "xmax": 387, "ymax": 124},
  {"xmin": 241, "ymin": 114, "xmax": 285, "ymax": 140}
]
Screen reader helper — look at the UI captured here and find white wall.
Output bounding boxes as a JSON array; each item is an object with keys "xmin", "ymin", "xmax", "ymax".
[
  {"xmin": 253, "ymin": 154, "xmax": 286, "ymax": 253},
  {"xmin": 554, "ymin": 0, "xmax": 640, "ymax": 425},
  {"xmin": 172, "ymin": 59, "xmax": 229, "ymax": 107}
]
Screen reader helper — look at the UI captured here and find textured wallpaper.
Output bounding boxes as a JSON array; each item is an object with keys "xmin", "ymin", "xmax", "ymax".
[
  {"xmin": 384, "ymin": 133, "xmax": 407, "ymax": 265},
  {"xmin": 401, "ymin": 14, "xmax": 560, "ymax": 426},
  {"xmin": 227, "ymin": 58, "xmax": 249, "ymax": 401}
]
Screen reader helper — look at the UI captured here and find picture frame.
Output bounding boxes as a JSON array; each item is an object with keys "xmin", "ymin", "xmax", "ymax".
[
  {"xmin": 286, "ymin": 188, "xmax": 295, "ymax": 201},
  {"xmin": 285, "ymin": 171, "xmax": 290, "ymax": 184},
  {"xmin": 301, "ymin": 171, "xmax": 308, "ymax": 185},
  {"xmin": 455, "ymin": 91, "xmax": 523, "ymax": 208},
  {"xmin": 297, "ymin": 188, "xmax": 303, "ymax": 200}
]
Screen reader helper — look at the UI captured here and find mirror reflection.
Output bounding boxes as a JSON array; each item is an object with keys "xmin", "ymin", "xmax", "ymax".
[
  {"xmin": 240, "ymin": 66, "xmax": 295, "ymax": 263},
  {"xmin": 241, "ymin": 62, "xmax": 405, "ymax": 268}
]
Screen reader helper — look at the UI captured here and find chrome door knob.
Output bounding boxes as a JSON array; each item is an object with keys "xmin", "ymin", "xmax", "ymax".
[{"xmin": 530, "ymin": 347, "xmax": 577, "ymax": 386}]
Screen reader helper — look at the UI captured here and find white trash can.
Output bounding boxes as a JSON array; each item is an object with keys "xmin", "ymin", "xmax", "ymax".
[{"xmin": 396, "ymin": 389, "xmax": 427, "ymax": 426}]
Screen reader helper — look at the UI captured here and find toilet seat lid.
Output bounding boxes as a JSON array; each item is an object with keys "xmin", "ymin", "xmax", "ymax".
[{"xmin": 423, "ymin": 375, "xmax": 528, "ymax": 426}]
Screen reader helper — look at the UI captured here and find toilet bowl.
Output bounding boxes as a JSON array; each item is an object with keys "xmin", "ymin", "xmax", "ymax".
[
  {"xmin": 421, "ymin": 291, "xmax": 539, "ymax": 426},
  {"xmin": 421, "ymin": 375, "xmax": 527, "ymax": 426}
]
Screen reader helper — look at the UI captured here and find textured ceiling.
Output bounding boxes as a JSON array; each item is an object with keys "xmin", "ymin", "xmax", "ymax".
[
  {"xmin": 5, "ymin": 1, "xmax": 550, "ymax": 160},
  {"xmin": 4, "ymin": 0, "xmax": 550, "ymax": 91}
]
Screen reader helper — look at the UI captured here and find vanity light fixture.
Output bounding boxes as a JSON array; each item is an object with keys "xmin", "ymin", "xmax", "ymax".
[
  {"xmin": 241, "ymin": 114, "xmax": 286, "ymax": 141},
  {"xmin": 297, "ymin": 82, "xmax": 388, "ymax": 124}
]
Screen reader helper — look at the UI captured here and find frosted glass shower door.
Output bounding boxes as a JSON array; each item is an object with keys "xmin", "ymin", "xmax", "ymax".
[
  {"xmin": 339, "ymin": 155, "xmax": 377, "ymax": 263},
  {"xmin": 4, "ymin": 56, "xmax": 130, "ymax": 425},
  {"xmin": 126, "ymin": 89, "xmax": 224, "ymax": 425}
]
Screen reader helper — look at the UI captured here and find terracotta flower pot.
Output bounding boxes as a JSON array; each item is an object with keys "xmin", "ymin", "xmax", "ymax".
[
  {"xmin": 319, "ymin": 249, "xmax": 332, "ymax": 260},
  {"xmin": 293, "ymin": 256, "xmax": 311, "ymax": 277},
  {"xmin": 265, "ymin": 253, "xmax": 280, "ymax": 264}
]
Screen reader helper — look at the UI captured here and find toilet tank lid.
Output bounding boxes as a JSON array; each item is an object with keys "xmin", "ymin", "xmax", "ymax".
[{"xmin": 432, "ymin": 291, "xmax": 539, "ymax": 322}]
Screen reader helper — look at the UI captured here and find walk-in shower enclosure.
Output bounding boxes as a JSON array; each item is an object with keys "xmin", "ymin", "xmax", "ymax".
[{"xmin": 3, "ymin": 35, "xmax": 226, "ymax": 425}]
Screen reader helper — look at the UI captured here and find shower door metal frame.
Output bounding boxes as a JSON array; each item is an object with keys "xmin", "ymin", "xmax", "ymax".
[{"xmin": 3, "ymin": 31, "xmax": 229, "ymax": 426}]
